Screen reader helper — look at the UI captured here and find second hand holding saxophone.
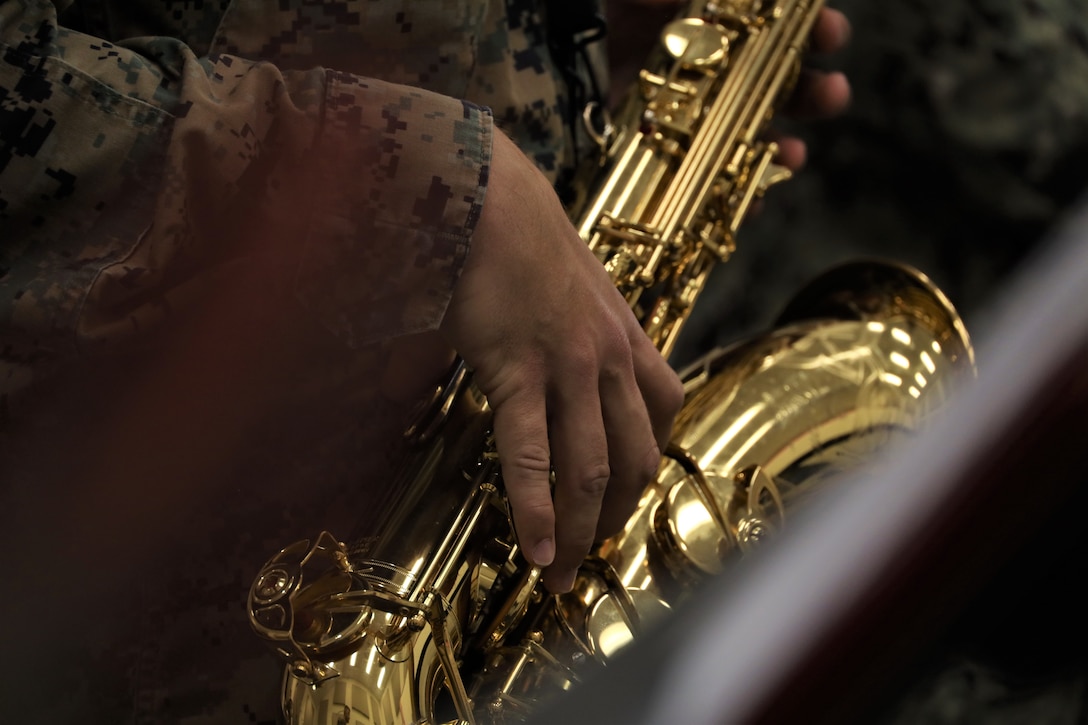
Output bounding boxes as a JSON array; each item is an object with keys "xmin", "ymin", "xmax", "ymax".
[{"xmin": 249, "ymin": 2, "xmax": 975, "ymax": 722}]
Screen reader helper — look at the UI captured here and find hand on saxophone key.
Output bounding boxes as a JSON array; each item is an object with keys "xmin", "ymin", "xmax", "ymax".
[
  {"xmin": 440, "ymin": 128, "xmax": 685, "ymax": 594},
  {"xmin": 609, "ymin": 3, "xmax": 852, "ymax": 173}
]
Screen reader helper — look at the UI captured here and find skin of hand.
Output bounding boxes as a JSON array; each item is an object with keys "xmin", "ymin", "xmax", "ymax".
[
  {"xmin": 417, "ymin": 5, "xmax": 854, "ymax": 594},
  {"xmin": 440, "ymin": 128, "xmax": 686, "ymax": 594},
  {"xmin": 775, "ymin": 6, "xmax": 853, "ymax": 169}
]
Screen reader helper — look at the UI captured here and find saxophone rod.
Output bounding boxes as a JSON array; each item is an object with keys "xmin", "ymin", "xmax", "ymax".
[{"xmin": 654, "ymin": 0, "xmax": 824, "ymax": 242}]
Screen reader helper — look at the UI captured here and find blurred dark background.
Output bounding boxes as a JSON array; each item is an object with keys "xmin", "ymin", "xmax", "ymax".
[
  {"xmin": 670, "ymin": 1, "xmax": 1088, "ymax": 722},
  {"xmin": 677, "ymin": 0, "xmax": 1088, "ymax": 359}
]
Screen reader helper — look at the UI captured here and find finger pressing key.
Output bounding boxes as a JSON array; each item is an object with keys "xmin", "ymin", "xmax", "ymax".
[
  {"xmin": 547, "ymin": 368, "xmax": 610, "ymax": 593},
  {"xmin": 595, "ymin": 355, "xmax": 663, "ymax": 540},
  {"xmin": 493, "ymin": 387, "xmax": 557, "ymax": 570}
]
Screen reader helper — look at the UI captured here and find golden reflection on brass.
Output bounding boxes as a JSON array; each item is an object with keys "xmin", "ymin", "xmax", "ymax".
[
  {"xmin": 249, "ymin": 1, "xmax": 977, "ymax": 723},
  {"xmin": 586, "ymin": 589, "xmax": 672, "ymax": 659},
  {"xmin": 662, "ymin": 19, "xmax": 730, "ymax": 66}
]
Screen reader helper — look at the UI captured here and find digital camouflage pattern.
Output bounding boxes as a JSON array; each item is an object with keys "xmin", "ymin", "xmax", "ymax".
[
  {"xmin": 1, "ymin": 0, "xmax": 582, "ymax": 419},
  {"xmin": 0, "ymin": 1, "xmax": 581, "ymax": 723},
  {"xmin": 9, "ymin": 0, "xmax": 1085, "ymax": 721}
]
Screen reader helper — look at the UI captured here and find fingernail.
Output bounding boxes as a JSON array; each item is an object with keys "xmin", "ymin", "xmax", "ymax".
[{"xmin": 533, "ymin": 538, "xmax": 555, "ymax": 567}]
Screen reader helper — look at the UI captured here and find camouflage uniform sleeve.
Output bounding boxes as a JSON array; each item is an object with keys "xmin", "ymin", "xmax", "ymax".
[
  {"xmin": 1, "ymin": 0, "xmax": 492, "ymax": 369},
  {"xmin": 295, "ymin": 72, "xmax": 491, "ymax": 346}
]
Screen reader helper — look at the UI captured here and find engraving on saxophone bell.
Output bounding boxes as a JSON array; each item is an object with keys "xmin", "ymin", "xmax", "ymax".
[{"xmin": 249, "ymin": 1, "xmax": 979, "ymax": 722}]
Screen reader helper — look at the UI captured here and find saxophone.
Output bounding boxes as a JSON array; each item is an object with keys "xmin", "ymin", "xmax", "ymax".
[{"xmin": 248, "ymin": 1, "xmax": 975, "ymax": 722}]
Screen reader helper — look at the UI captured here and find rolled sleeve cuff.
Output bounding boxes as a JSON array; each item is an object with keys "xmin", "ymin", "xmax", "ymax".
[{"xmin": 295, "ymin": 70, "xmax": 492, "ymax": 347}]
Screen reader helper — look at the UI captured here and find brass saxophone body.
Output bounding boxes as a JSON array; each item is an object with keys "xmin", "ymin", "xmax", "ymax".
[{"xmin": 248, "ymin": 1, "xmax": 975, "ymax": 722}]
